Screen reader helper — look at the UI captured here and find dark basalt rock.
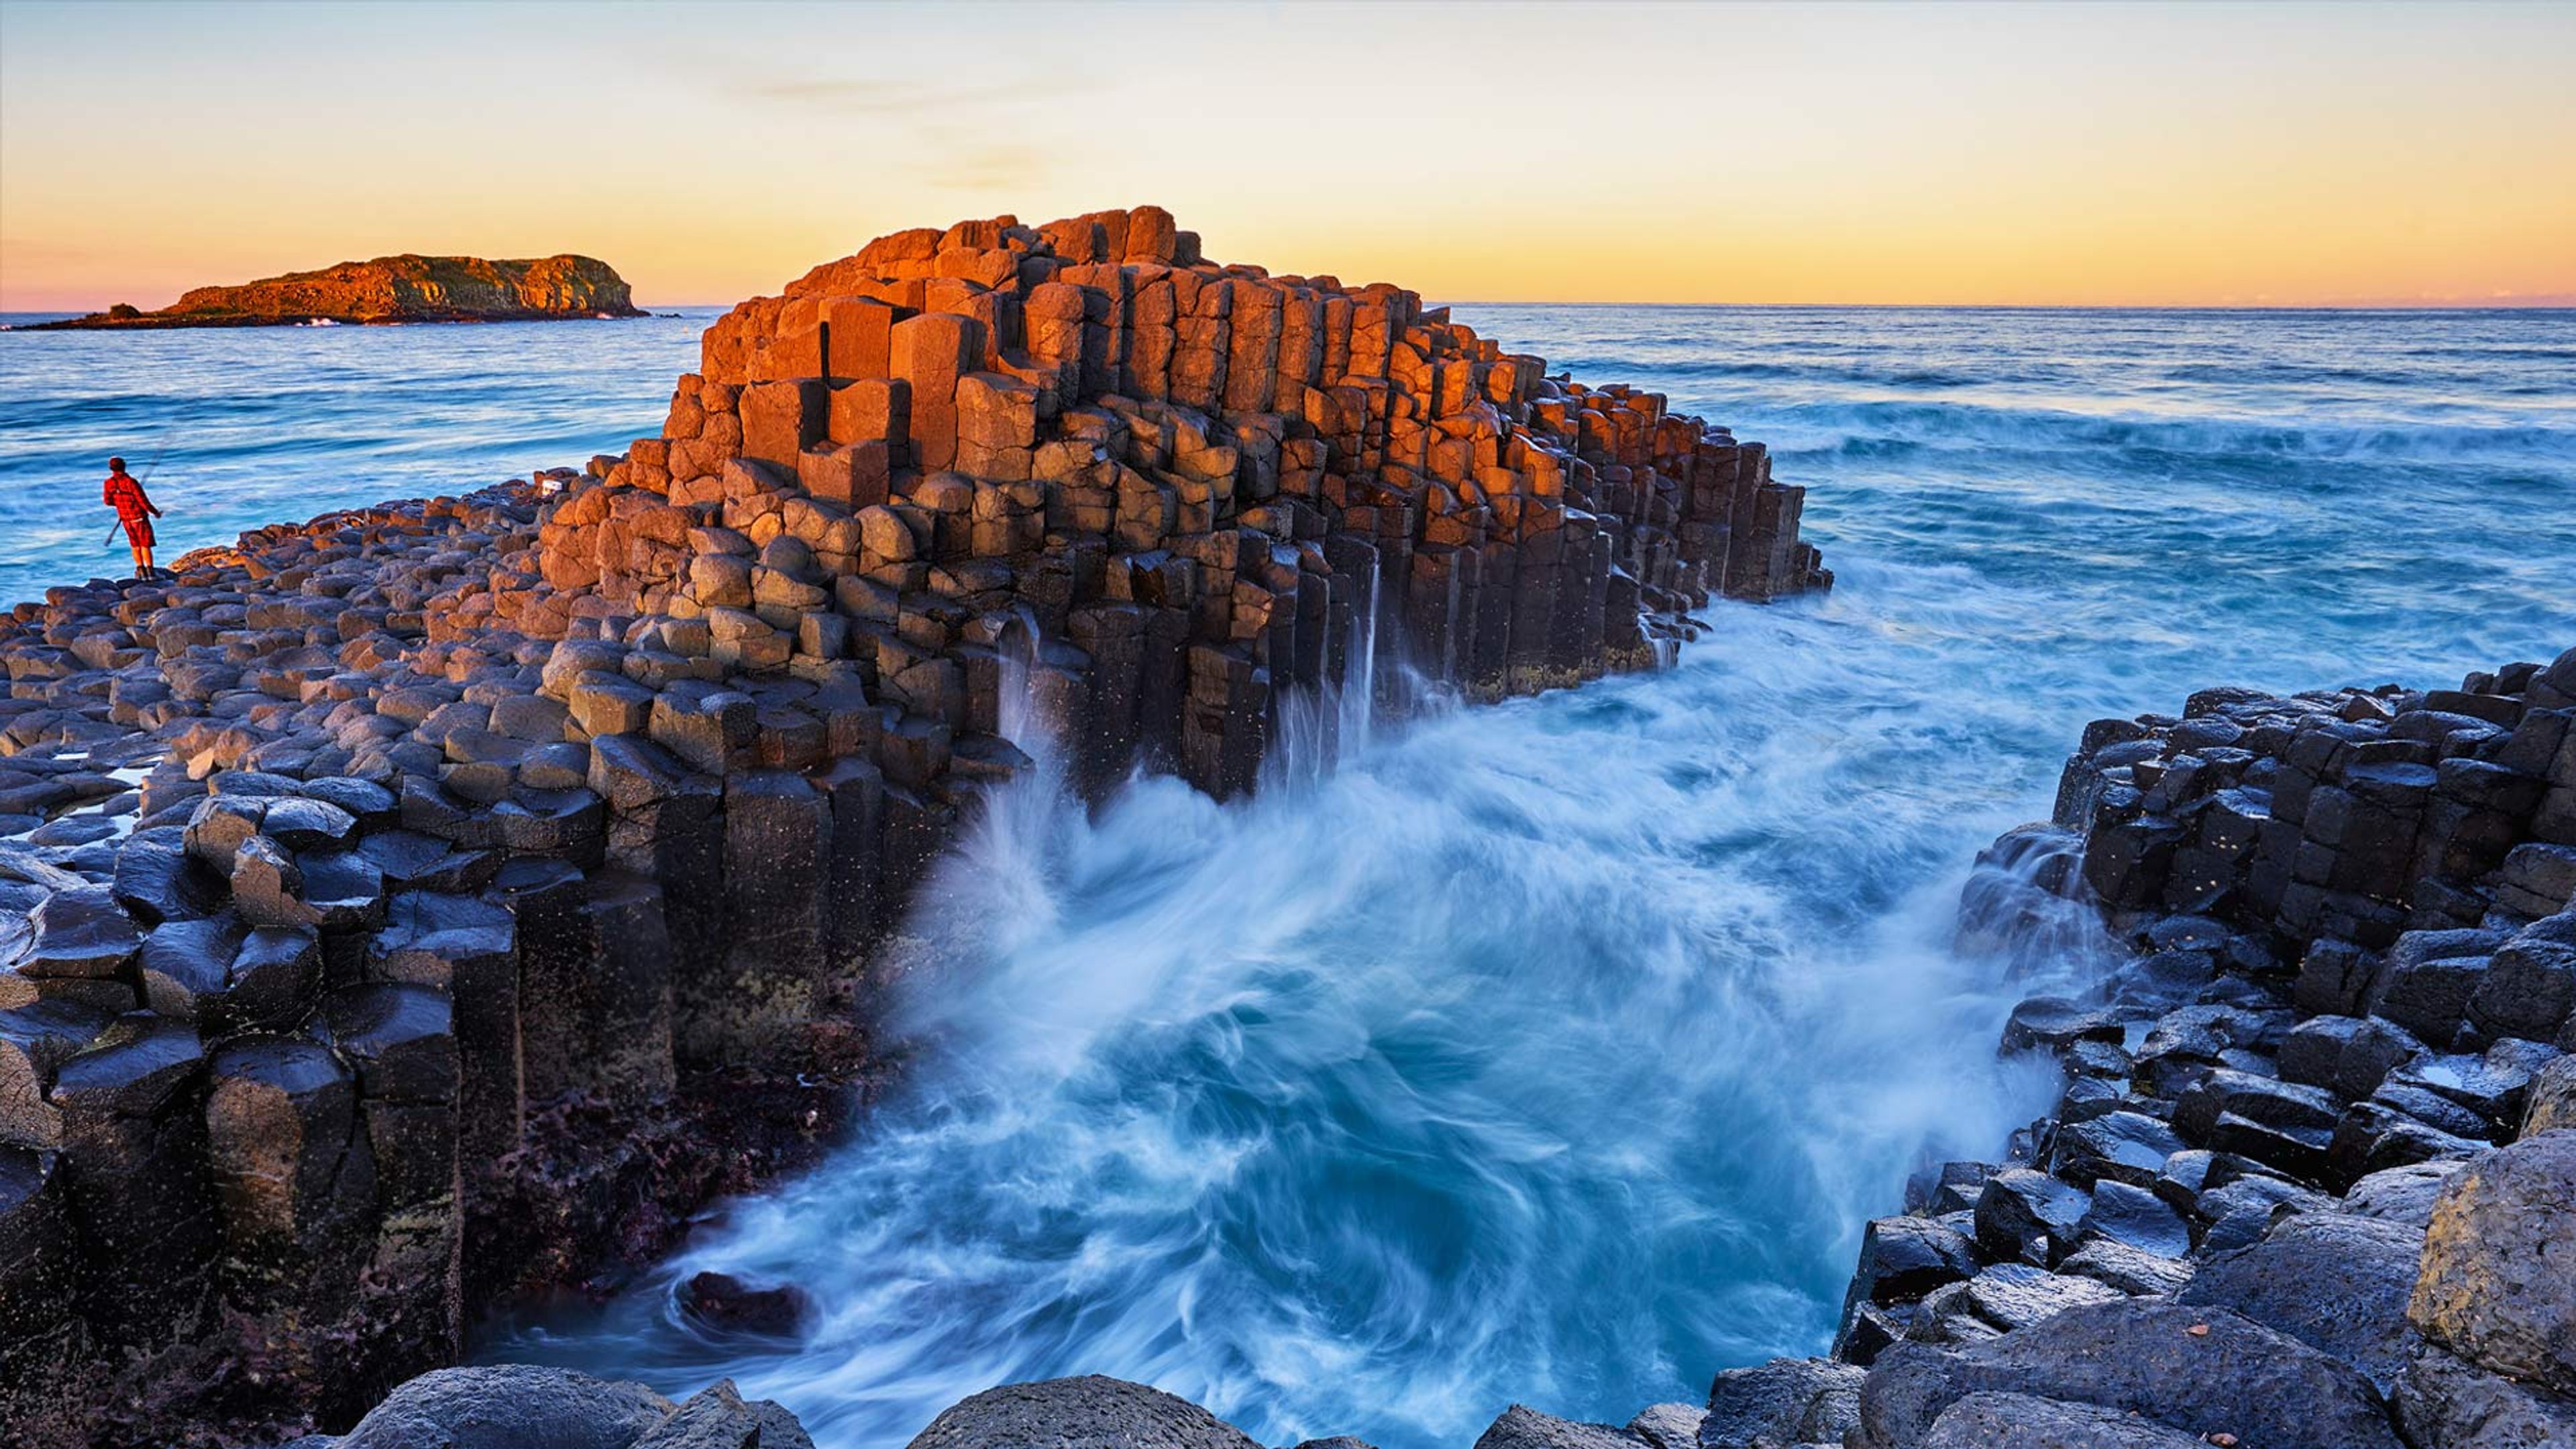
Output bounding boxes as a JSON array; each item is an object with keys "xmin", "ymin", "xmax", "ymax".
[
  {"xmin": 1972, "ymin": 1168, "xmax": 2090, "ymax": 1267},
  {"xmin": 2176, "ymin": 1211, "xmax": 2424, "ymax": 1391},
  {"xmin": 676, "ymin": 1269, "xmax": 814, "ymax": 1339},
  {"xmin": 17, "ymin": 884, "xmax": 140, "ymax": 979},
  {"xmin": 2523, "ymin": 1055, "xmax": 2576, "ymax": 1134},
  {"xmin": 335, "ymin": 1364, "xmax": 674, "ymax": 1449},
  {"xmin": 1854, "ymin": 1301, "xmax": 2404, "ymax": 1449},
  {"xmin": 1916, "ymin": 1392, "xmax": 2207, "ymax": 1448},
  {"xmin": 1843, "ymin": 1216, "xmax": 1979, "ymax": 1308},
  {"xmin": 632, "ymin": 1380, "xmax": 815, "ymax": 1449},
  {"xmin": 2058, "ymin": 1238, "xmax": 2193, "ymax": 1297},
  {"xmin": 1619, "ymin": 1405, "xmax": 1697, "ymax": 1449},
  {"xmin": 1699, "ymin": 1356, "xmax": 1862, "ymax": 1448},
  {"xmin": 1958, "ymin": 1263, "xmax": 2122, "ymax": 1334},
  {"xmin": 0, "ymin": 998, "xmax": 107, "ymax": 1148},
  {"xmin": 2050, "ymin": 1111, "xmax": 2184, "ymax": 1190},
  {"xmin": 2341, "ymin": 1158, "xmax": 2471, "ymax": 1225},
  {"xmin": 51, "ymin": 1012, "xmax": 205, "ymax": 1117},
  {"xmin": 906, "ymin": 1375, "xmax": 1265, "ymax": 1449},
  {"xmin": 2392, "ymin": 1341, "xmax": 2576, "ymax": 1449},
  {"xmin": 2409, "ymin": 1130, "xmax": 2576, "ymax": 1396},
  {"xmin": 1467, "ymin": 1406, "xmax": 1643, "ymax": 1449},
  {"xmin": 2074, "ymin": 1179, "xmax": 2191, "ymax": 1259}
]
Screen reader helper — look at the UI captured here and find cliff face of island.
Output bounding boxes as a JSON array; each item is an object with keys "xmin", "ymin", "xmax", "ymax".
[
  {"xmin": 28, "ymin": 254, "xmax": 645, "ymax": 329},
  {"xmin": 0, "ymin": 205, "xmax": 1827, "ymax": 1446}
]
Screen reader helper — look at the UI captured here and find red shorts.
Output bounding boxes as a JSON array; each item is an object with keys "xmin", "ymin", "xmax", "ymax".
[{"xmin": 120, "ymin": 514, "xmax": 154, "ymax": 548}]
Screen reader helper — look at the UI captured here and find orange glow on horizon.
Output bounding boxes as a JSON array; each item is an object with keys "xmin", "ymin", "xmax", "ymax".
[{"xmin": 3, "ymin": 2, "xmax": 2571, "ymax": 313}]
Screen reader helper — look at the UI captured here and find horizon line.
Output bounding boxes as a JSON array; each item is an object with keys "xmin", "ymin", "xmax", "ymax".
[{"xmin": 6, "ymin": 297, "xmax": 2574, "ymax": 322}]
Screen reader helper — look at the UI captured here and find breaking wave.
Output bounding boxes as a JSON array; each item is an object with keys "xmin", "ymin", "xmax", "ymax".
[{"xmin": 455, "ymin": 303, "xmax": 2565, "ymax": 1446}]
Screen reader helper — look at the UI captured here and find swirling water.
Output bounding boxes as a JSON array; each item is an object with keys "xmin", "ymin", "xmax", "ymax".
[
  {"xmin": 9, "ymin": 307, "xmax": 2573, "ymax": 1443},
  {"xmin": 480, "ymin": 308, "xmax": 2573, "ymax": 1444}
]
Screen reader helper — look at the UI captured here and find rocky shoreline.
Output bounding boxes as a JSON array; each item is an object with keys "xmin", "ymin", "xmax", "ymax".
[
  {"xmin": 11, "ymin": 203, "xmax": 2565, "ymax": 1449},
  {"xmin": 309, "ymin": 646, "xmax": 2576, "ymax": 1448},
  {"xmin": 0, "ymin": 207, "xmax": 1825, "ymax": 1446}
]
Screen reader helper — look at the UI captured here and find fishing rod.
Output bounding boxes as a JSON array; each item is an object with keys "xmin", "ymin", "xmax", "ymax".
[{"xmin": 101, "ymin": 429, "xmax": 175, "ymax": 549}]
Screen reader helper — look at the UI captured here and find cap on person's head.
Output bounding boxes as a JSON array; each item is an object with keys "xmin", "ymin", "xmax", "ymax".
[{"xmin": 108, "ymin": 456, "xmax": 125, "ymax": 472}]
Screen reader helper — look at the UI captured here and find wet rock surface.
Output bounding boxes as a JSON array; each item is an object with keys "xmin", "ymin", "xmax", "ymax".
[
  {"xmin": 312, "ymin": 1364, "xmax": 812, "ymax": 1449},
  {"xmin": 0, "ymin": 206, "xmax": 1826, "ymax": 1446},
  {"xmin": 905, "ymin": 1375, "xmax": 1265, "ymax": 1449}
]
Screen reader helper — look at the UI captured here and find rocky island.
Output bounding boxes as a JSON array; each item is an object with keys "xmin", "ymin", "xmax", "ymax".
[{"xmin": 23, "ymin": 254, "xmax": 645, "ymax": 329}]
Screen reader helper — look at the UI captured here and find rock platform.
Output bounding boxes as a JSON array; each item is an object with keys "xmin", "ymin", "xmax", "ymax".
[{"xmin": 0, "ymin": 206, "xmax": 1827, "ymax": 1445}]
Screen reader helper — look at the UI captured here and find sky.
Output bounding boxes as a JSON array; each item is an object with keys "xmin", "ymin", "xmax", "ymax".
[{"xmin": 2, "ymin": 0, "xmax": 2573, "ymax": 311}]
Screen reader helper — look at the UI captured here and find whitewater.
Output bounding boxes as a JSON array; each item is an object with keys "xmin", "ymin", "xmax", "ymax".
[{"xmin": 7, "ymin": 304, "xmax": 2572, "ymax": 1446}]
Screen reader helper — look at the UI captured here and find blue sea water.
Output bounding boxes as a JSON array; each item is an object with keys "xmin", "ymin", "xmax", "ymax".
[
  {"xmin": 0, "ymin": 310, "xmax": 724, "ymax": 602},
  {"xmin": 7, "ymin": 307, "xmax": 2573, "ymax": 1444}
]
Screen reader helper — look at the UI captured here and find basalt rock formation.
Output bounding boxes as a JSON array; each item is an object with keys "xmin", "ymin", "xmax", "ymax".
[
  {"xmin": 0, "ymin": 207, "xmax": 1825, "ymax": 1445},
  {"xmin": 28, "ymin": 254, "xmax": 644, "ymax": 329}
]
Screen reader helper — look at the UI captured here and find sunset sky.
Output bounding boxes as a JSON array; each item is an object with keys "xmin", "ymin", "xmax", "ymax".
[{"xmin": 3, "ymin": 0, "xmax": 2572, "ymax": 311}]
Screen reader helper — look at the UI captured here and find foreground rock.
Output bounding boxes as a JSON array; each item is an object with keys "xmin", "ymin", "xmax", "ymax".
[
  {"xmin": 25, "ymin": 254, "xmax": 645, "ymax": 328},
  {"xmin": 908, "ymin": 1375, "xmax": 1263, "ymax": 1449},
  {"xmin": 1857, "ymin": 1302, "xmax": 2400, "ymax": 1449},
  {"xmin": 0, "ymin": 205, "xmax": 1827, "ymax": 1446},
  {"xmin": 321, "ymin": 1365, "xmax": 811, "ymax": 1449},
  {"xmin": 2408, "ymin": 1128, "xmax": 2576, "ymax": 1396}
]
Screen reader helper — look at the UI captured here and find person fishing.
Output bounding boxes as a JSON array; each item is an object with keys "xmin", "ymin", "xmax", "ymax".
[{"xmin": 102, "ymin": 455, "xmax": 164, "ymax": 578}]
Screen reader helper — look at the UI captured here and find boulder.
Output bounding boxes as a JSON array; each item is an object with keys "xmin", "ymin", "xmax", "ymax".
[
  {"xmin": 16, "ymin": 885, "xmax": 138, "ymax": 979},
  {"xmin": 1620, "ymin": 1404, "xmax": 1699, "ymax": 1449},
  {"xmin": 1854, "ymin": 1301, "xmax": 2402, "ymax": 1449},
  {"xmin": 2176, "ymin": 1211, "xmax": 2424, "ymax": 1389},
  {"xmin": 2392, "ymin": 1341, "xmax": 2576, "ymax": 1449},
  {"xmin": 335, "ymin": 1364, "xmax": 674, "ymax": 1449},
  {"xmin": 2074, "ymin": 1179, "xmax": 2191, "ymax": 1259},
  {"xmin": 1699, "ymin": 1356, "xmax": 1862, "ymax": 1447},
  {"xmin": 676, "ymin": 1270, "xmax": 814, "ymax": 1338},
  {"xmin": 2523, "ymin": 1055, "xmax": 2576, "ymax": 1135},
  {"xmin": 1972, "ymin": 1168, "xmax": 2090, "ymax": 1267},
  {"xmin": 2341, "ymin": 1158, "xmax": 2471, "ymax": 1226},
  {"xmin": 1843, "ymin": 1216, "xmax": 1978, "ymax": 1307},
  {"xmin": 2408, "ymin": 1129, "xmax": 2576, "ymax": 1395},
  {"xmin": 1960, "ymin": 1264, "xmax": 2123, "ymax": 1333},
  {"xmin": 1917, "ymin": 1392, "xmax": 2207, "ymax": 1448},
  {"xmin": 904, "ymin": 1376, "xmax": 1265, "ymax": 1449},
  {"xmin": 632, "ymin": 1380, "xmax": 814, "ymax": 1449},
  {"xmin": 2059, "ymin": 1238, "xmax": 2193, "ymax": 1297},
  {"xmin": 1468, "ymin": 1405, "xmax": 1642, "ymax": 1449}
]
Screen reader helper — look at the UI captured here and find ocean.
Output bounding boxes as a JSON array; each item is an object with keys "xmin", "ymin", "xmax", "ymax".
[
  {"xmin": 0, "ymin": 310, "xmax": 718, "ymax": 602},
  {"xmin": 7, "ymin": 305, "xmax": 2572, "ymax": 1444}
]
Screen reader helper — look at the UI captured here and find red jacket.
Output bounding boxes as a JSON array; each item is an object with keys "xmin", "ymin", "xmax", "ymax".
[{"xmin": 105, "ymin": 473, "xmax": 156, "ymax": 520}]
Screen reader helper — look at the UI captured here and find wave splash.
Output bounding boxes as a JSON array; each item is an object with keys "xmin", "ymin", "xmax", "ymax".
[{"xmin": 492, "ymin": 587, "xmax": 2078, "ymax": 1448}]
